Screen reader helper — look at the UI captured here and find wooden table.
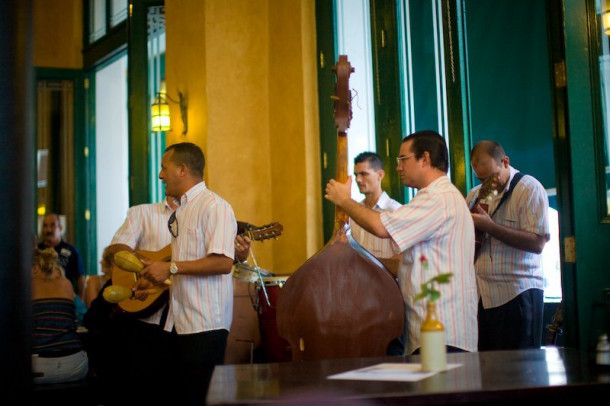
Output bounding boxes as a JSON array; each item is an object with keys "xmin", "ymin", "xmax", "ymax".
[{"xmin": 207, "ymin": 347, "xmax": 610, "ymax": 405}]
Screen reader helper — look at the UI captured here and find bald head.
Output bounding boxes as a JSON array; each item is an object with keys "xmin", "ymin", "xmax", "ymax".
[
  {"xmin": 471, "ymin": 140, "xmax": 506, "ymax": 165},
  {"xmin": 470, "ymin": 140, "xmax": 510, "ymax": 187}
]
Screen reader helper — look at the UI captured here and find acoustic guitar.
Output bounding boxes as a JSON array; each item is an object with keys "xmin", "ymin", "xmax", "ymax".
[
  {"xmin": 469, "ymin": 175, "xmax": 499, "ymax": 262},
  {"xmin": 111, "ymin": 222, "xmax": 284, "ymax": 318}
]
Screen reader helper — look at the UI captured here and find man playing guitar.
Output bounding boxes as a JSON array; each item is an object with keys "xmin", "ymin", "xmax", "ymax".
[
  {"xmin": 88, "ymin": 193, "xmax": 251, "ymax": 404},
  {"xmin": 466, "ymin": 140, "xmax": 550, "ymax": 352}
]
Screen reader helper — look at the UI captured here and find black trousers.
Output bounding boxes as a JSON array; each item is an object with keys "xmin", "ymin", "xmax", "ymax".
[
  {"xmin": 478, "ymin": 288, "xmax": 544, "ymax": 351},
  {"xmin": 171, "ymin": 328, "xmax": 229, "ymax": 404}
]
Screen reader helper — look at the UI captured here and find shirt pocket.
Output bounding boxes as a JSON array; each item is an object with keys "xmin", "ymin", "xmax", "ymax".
[
  {"xmin": 183, "ymin": 226, "xmax": 203, "ymax": 254},
  {"xmin": 498, "ymin": 215, "xmax": 519, "ymax": 230}
]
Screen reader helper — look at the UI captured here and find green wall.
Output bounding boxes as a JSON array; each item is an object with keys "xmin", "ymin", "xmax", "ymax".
[{"xmin": 464, "ymin": 0, "xmax": 556, "ymax": 193}]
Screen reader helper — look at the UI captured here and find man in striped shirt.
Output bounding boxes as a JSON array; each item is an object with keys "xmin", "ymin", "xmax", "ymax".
[
  {"xmin": 105, "ymin": 196, "xmax": 176, "ymax": 402},
  {"xmin": 100, "ymin": 196, "xmax": 251, "ymax": 404},
  {"xmin": 326, "ymin": 130, "xmax": 478, "ymax": 355},
  {"xmin": 350, "ymin": 151, "xmax": 402, "ymax": 259},
  {"xmin": 137, "ymin": 142, "xmax": 237, "ymax": 402},
  {"xmin": 467, "ymin": 140, "xmax": 550, "ymax": 351}
]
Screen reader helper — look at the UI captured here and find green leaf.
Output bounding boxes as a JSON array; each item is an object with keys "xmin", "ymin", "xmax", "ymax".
[
  {"xmin": 414, "ymin": 291, "xmax": 426, "ymax": 301},
  {"xmin": 414, "ymin": 272, "xmax": 454, "ymax": 302},
  {"xmin": 434, "ymin": 273, "xmax": 453, "ymax": 283}
]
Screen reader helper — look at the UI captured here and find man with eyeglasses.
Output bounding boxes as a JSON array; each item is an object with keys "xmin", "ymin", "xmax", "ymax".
[
  {"xmin": 134, "ymin": 142, "xmax": 237, "ymax": 402},
  {"xmin": 466, "ymin": 140, "xmax": 549, "ymax": 351},
  {"xmin": 325, "ymin": 130, "xmax": 478, "ymax": 356}
]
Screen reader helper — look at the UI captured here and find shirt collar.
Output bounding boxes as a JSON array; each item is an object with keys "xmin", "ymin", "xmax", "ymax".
[
  {"xmin": 374, "ymin": 191, "xmax": 392, "ymax": 210},
  {"xmin": 503, "ymin": 166, "xmax": 518, "ymax": 193},
  {"xmin": 179, "ymin": 181, "xmax": 206, "ymax": 206},
  {"xmin": 163, "ymin": 197, "xmax": 178, "ymax": 211},
  {"xmin": 420, "ymin": 175, "xmax": 447, "ymax": 193}
]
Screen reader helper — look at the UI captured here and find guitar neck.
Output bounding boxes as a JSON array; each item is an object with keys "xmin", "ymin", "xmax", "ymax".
[{"xmin": 237, "ymin": 222, "xmax": 283, "ymax": 242}]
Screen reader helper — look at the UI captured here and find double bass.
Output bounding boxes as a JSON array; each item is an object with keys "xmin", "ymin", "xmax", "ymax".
[{"xmin": 276, "ymin": 55, "xmax": 405, "ymax": 361}]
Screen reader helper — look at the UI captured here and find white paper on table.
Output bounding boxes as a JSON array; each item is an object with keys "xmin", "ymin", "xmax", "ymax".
[{"xmin": 327, "ymin": 363, "xmax": 461, "ymax": 382}]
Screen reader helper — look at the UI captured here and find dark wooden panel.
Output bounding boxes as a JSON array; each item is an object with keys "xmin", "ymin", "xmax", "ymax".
[{"xmin": 207, "ymin": 348, "xmax": 610, "ymax": 405}]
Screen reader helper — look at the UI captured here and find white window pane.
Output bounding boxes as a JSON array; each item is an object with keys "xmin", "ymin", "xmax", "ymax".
[
  {"xmin": 335, "ymin": 0, "xmax": 377, "ymax": 201},
  {"xmin": 95, "ymin": 54, "xmax": 129, "ymax": 261},
  {"xmin": 89, "ymin": 0, "xmax": 106, "ymax": 43},
  {"xmin": 110, "ymin": 0, "xmax": 128, "ymax": 27},
  {"xmin": 542, "ymin": 206, "xmax": 562, "ymax": 302}
]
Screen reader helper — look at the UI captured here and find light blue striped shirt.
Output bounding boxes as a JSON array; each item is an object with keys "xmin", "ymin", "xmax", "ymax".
[{"xmin": 466, "ymin": 166, "xmax": 549, "ymax": 309}]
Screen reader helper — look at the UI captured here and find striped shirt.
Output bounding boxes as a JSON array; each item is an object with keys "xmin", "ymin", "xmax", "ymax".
[
  {"xmin": 110, "ymin": 199, "xmax": 174, "ymax": 325},
  {"xmin": 350, "ymin": 191, "xmax": 402, "ymax": 258},
  {"xmin": 380, "ymin": 176, "xmax": 478, "ymax": 354},
  {"xmin": 165, "ymin": 181, "xmax": 237, "ymax": 334},
  {"xmin": 33, "ymin": 298, "xmax": 84, "ymax": 356},
  {"xmin": 466, "ymin": 166, "xmax": 549, "ymax": 309}
]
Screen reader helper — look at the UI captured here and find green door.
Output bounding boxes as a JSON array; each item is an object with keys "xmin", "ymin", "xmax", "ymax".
[{"xmin": 552, "ymin": 0, "xmax": 610, "ymax": 350}]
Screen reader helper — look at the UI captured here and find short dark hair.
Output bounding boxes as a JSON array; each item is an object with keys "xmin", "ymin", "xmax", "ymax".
[
  {"xmin": 471, "ymin": 140, "xmax": 505, "ymax": 163},
  {"xmin": 354, "ymin": 151, "xmax": 383, "ymax": 171},
  {"xmin": 165, "ymin": 142, "xmax": 205, "ymax": 178},
  {"xmin": 44, "ymin": 212, "xmax": 61, "ymax": 223},
  {"xmin": 402, "ymin": 130, "xmax": 449, "ymax": 173}
]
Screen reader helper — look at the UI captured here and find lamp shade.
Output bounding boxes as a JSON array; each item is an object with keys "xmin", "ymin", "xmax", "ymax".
[
  {"xmin": 604, "ymin": 11, "xmax": 610, "ymax": 35},
  {"xmin": 151, "ymin": 96, "xmax": 171, "ymax": 132}
]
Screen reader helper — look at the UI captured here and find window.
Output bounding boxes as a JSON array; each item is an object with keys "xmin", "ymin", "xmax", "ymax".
[
  {"xmin": 147, "ymin": 5, "xmax": 167, "ymax": 202},
  {"xmin": 335, "ymin": 0, "xmax": 377, "ymax": 201},
  {"xmin": 88, "ymin": 0, "xmax": 128, "ymax": 44}
]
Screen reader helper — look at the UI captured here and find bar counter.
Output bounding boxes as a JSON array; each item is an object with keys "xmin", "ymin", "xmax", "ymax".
[{"xmin": 207, "ymin": 347, "xmax": 610, "ymax": 405}]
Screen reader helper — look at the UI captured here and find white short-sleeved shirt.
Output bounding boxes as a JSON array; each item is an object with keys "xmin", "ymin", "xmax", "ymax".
[
  {"xmin": 381, "ymin": 176, "xmax": 478, "ymax": 354},
  {"xmin": 466, "ymin": 166, "xmax": 549, "ymax": 309},
  {"xmin": 350, "ymin": 191, "xmax": 402, "ymax": 259},
  {"xmin": 110, "ymin": 199, "xmax": 174, "ymax": 325},
  {"xmin": 164, "ymin": 181, "xmax": 237, "ymax": 334}
]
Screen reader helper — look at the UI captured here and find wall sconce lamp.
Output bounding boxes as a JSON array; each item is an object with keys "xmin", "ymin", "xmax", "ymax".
[
  {"xmin": 603, "ymin": 0, "xmax": 610, "ymax": 35},
  {"xmin": 151, "ymin": 91, "xmax": 188, "ymax": 135},
  {"xmin": 602, "ymin": 10, "xmax": 610, "ymax": 35},
  {"xmin": 604, "ymin": 10, "xmax": 610, "ymax": 35}
]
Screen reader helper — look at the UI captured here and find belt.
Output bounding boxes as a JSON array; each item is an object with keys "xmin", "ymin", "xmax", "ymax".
[{"xmin": 36, "ymin": 347, "xmax": 82, "ymax": 358}]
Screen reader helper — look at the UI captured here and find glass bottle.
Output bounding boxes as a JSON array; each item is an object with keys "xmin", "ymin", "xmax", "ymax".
[
  {"xmin": 420, "ymin": 300, "xmax": 446, "ymax": 372},
  {"xmin": 596, "ymin": 333, "xmax": 610, "ymax": 366}
]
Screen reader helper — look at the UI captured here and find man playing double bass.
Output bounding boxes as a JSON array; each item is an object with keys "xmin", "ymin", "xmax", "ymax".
[{"xmin": 325, "ymin": 130, "xmax": 478, "ymax": 355}]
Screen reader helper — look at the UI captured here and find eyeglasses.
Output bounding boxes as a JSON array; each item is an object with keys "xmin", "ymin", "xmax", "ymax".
[
  {"xmin": 168, "ymin": 211, "xmax": 179, "ymax": 238},
  {"xmin": 396, "ymin": 155, "xmax": 415, "ymax": 165}
]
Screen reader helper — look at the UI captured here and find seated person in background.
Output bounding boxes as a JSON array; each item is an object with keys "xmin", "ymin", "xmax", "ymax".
[
  {"xmin": 83, "ymin": 245, "xmax": 129, "ymax": 395},
  {"xmin": 38, "ymin": 212, "xmax": 86, "ymax": 303},
  {"xmin": 32, "ymin": 247, "xmax": 88, "ymax": 384},
  {"xmin": 84, "ymin": 246, "xmax": 114, "ymax": 308}
]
